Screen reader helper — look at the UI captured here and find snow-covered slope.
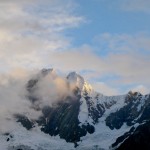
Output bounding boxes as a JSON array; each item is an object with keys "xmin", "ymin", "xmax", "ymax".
[{"xmin": 0, "ymin": 69, "xmax": 149, "ymax": 150}]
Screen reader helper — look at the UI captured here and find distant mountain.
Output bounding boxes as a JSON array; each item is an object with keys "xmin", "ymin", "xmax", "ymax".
[{"xmin": 0, "ymin": 69, "xmax": 150, "ymax": 150}]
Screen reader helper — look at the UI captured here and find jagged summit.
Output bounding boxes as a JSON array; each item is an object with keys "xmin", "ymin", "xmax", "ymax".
[
  {"xmin": 41, "ymin": 68, "xmax": 56, "ymax": 77},
  {"xmin": 67, "ymin": 71, "xmax": 80, "ymax": 78},
  {"xmin": 66, "ymin": 72, "xmax": 93, "ymax": 94},
  {"xmin": 67, "ymin": 71, "xmax": 85, "ymax": 89},
  {"xmin": 41, "ymin": 68, "xmax": 53, "ymax": 74},
  {"xmin": 127, "ymin": 90, "xmax": 142, "ymax": 97}
]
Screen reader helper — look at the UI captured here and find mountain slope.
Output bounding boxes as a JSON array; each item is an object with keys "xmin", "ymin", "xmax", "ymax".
[{"xmin": 0, "ymin": 69, "xmax": 149, "ymax": 150}]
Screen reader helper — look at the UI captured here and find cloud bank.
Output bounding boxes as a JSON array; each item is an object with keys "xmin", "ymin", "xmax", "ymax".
[{"xmin": 0, "ymin": 0, "xmax": 149, "ymax": 95}]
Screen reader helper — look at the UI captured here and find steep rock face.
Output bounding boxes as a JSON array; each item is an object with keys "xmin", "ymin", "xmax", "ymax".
[
  {"xmin": 37, "ymin": 95, "xmax": 95, "ymax": 146},
  {"xmin": 82, "ymin": 91, "xmax": 105, "ymax": 123},
  {"xmin": 14, "ymin": 114, "xmax": 34, "ymax": 130},
  {"xmin": 111, "ymin": 126, "xmax": 136, "ymax": 149},
  {"xmin": 116, "ymin": 121, "xmax": 150, "ymax": 150}
]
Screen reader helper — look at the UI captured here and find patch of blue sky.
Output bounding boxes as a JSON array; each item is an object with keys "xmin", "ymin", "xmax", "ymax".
[{"xmin": 65, "ymin": 0, "xmax": 150, "ymax": 48}]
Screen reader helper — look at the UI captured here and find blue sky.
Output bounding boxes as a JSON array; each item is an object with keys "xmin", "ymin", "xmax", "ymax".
[
  {"xmin": 67, "ymin": 0, "xmax": 150, "ymax": 45},
  {"xmin": 0, "ymin": 0, "xmax": 150, "ymax": 95}
]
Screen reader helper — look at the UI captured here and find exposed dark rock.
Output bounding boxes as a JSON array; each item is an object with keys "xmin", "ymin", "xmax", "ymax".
[
  {"xmin": 105, "ymin": 94, "xmax": 150, "ymax": 130},
  {"xmin": 83, "ymin": 91, "xmax": 105, "ymax": 124},
  {"xmin": 26, "ymin": 79, "xmax": 38, "ymax": 93},
  {"xmin": 38, "ymin": 94, "xmax": 95, "ymax": 146},
  {"xmin": 116, "ymin": 121, "xmax": 150, "ymax": 150},
  {"xmin": 138, "ymin": 95, "xmax": 150, "ymax": 123},
  {"xmin": 14, "ymin": 114, "xmax": 34, "ymax": 130},
  {"xmin": 112, "ymin": 126, "xmax": 135, "ymax": 148}
]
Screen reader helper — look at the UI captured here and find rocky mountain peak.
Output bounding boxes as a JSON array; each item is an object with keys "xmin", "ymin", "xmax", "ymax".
[
  {"xmin": 67, "ymin": 72, "xmax": 85, "ymax": 89},
  {"xmin": 2, "ymin": 69, "xmax": 150, "ymax": 150}
]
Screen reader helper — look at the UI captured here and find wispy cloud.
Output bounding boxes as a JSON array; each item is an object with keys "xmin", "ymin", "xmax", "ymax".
[
  {"xmin": 91, "ymin": 82, "xmax": 120, "ymax": 96},
  {"xmin": 95, "ymin": 32, "xmax": 150, "ymax": 54},
  {"xmin": 0, "ymin": 0, "xmax": 84, "ymax": 71}
]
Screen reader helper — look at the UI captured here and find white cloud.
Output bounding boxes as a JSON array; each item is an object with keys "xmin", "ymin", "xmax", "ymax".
[
  {"xmin": 95, "ymin": 33, "xmax": 150, "ymax": 53},
  {"xmin": 46, "ymin": 46, "xmax": 107, "ymax": 73},
  {"xmin": 91, "ymin": 82, "xmax": 119, "ymax": 96},
  {"xmin": 0, "ymin": 70, "xmax": 34, "ymax": 132},
  {"xmin": 92, "ymin": 33, "xmax": 150, "ymax": 84},
  {"xmin": 105, "ymin": 53, "xmax": 150, "ymax": 84},
  {"xmin": 32, "ymin": 71, "xmax": 74, "ymax": 108}
]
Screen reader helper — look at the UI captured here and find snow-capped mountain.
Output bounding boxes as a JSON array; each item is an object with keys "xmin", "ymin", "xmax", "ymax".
[{"xmin": 0, "ymin": 69, "xmax": 150, "ymax": 150}]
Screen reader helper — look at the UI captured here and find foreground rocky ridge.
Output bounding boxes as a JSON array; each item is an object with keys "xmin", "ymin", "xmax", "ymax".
[{"xmin": 1, "ymin": 69, "xmax": 150, "ymax": 150}]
